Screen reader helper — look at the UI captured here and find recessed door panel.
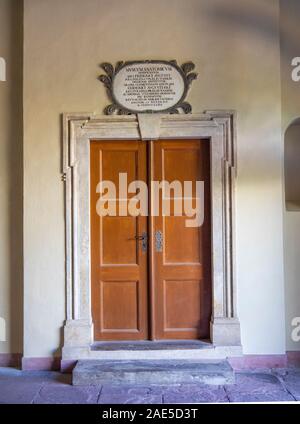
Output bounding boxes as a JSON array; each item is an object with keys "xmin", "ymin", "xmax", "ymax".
[
  {"xmin": 100, "ymin": 280, "xmax": 140, "ymax": 332},
  {"xmin": 102, "ymin": 217, "xmax": 138, "ymax": 265},
  {"xmin": 163, "ymin": 279, "xmax": 203, "ymax": 330},
  {"xmin": 164, "ymin": 216, "xmax": 201, "ymax": 264}
]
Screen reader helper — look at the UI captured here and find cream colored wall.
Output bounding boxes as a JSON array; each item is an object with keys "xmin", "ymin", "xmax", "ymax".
[
  {"xmin": 280, "ymin": 0, "xmax": 300, "ymax": 352},
  {"xmin": 0, "ymin": 0, "xmax": 23, "ymax": 355},
  {"xmin": 23, "ymin": 0, "xmax": 285, "ymax": 357}
]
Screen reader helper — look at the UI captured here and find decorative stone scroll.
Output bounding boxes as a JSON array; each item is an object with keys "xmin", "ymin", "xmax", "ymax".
[{"xmin": 99, "ymin": 60, "xmax": 198, "ymax": 115}]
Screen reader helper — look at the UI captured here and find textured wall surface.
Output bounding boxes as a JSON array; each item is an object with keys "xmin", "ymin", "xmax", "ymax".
[{"xmin": 0, "ymin": 0, "xmax": 23, "ymax": 355}]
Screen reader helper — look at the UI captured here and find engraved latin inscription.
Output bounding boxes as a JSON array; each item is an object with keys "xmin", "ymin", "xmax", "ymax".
[{"xmin": 113, "ymin": 63, "xmax": 185, "ymax": 112}]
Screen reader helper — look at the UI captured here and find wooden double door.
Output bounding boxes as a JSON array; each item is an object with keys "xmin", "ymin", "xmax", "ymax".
[{"xmin": 90, "ymin": 139, "xmax": 211, "ymax": 341}]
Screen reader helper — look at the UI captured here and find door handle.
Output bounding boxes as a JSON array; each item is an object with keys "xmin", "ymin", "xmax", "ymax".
[
  {"xmin": 128, "ymin": 232, "xmax": 148, "ymax": 253},
  {"xmin": 128, "ymin": 234, "xmax": 147, "ymax": 241},
  {"xmin": 134, "ymin": 235, "xmax": 146, "ymax": 240}
]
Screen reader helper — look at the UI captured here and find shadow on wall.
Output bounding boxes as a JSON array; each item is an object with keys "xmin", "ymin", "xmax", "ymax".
[
  {"xmin": 204, "ymin": 0, "xmax": 299, "ymax": 60},
  {"xmin": 9, "ymin": 0, "xmax": 23, "ymax": 356},
  {"xmin": 284, "ymin": 118, "xmax": 300, "ymax": 211},
  {"xmin": 205, "ymin": 0, "xmax": 278, "ymax": 40}
]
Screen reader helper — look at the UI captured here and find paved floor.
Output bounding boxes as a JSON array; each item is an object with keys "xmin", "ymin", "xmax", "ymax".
[{"xmin": 0, "ymin": 367, "xmax": 299, "ymax": 404}]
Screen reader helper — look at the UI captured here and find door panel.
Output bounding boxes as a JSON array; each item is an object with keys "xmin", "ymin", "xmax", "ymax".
[
  {"xmin": 90, "ymin": 140, "xmax": 148, "ymax": 340},
  {"xmin": 163, "ymin": 279, "xmax": 203, "ymax": 330},
  {"xmin": 164, "ymin": 216, "xmax": 201, "ymax": 263},
  {"xmin": 151, "ymin": 140, "xmax": 211, "ymax": 340},
  {"xmin": 100, "ymin": 280, "xmax": 140, "ymax": 331},
  {"xmin": 102, "ymin": 217, "xmax": 137, "ymax": 265}
]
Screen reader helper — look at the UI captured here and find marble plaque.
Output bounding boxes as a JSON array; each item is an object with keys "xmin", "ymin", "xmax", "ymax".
[
  {"xmin": 99, "ymin": 60, "xmax": 198, "ymax": 115},
  {"xmin": 113, "ymin": 62, "xmax": 185, "ymax": 112}
]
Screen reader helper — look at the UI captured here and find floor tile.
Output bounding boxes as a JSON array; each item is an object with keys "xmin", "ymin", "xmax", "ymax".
[
  {"xmin": 33, "ymin": 384, "xmax": 101, "ymax": 404},
  {"xmin": 281, "ymin": 370, "xmax": 300, "ymax": 400},
  {"xmin": 224, "ymin": 371, "xmax": 294, "ymax": 402},
  {"xmin": 0, "ymin": 380, "xmax": 42, "ymax": 404},
  {"xmin": 163, "ymin": 384, "xmax": 228, "ymax": 403},
  {"xmin": 101, "ymin": 384, "xmax": 164, "ymax": 395},
  {"xmin": 98, "ymin": 393, "xmax": 162, "ymax": 404}
]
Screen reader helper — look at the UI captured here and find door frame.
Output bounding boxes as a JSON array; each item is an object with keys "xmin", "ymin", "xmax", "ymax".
[{"xmin": 62, "ymin": 111, "xmax": 241, "ymax": 360}]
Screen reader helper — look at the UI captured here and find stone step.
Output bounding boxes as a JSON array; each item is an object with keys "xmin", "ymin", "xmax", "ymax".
[{"xmin": 72, "ymin": 359, "xmax": 235, "ymax": 386}]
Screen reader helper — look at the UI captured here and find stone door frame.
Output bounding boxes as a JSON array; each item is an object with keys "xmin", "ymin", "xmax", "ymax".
[{"xmin": 61, "ymin": 111, "xmax": 241, "ymax": 360}]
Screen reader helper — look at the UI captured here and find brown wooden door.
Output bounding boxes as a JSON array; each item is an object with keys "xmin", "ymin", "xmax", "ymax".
[
  {"xmin": 151, "ymin": 139, "xmax": 211, "ymax": 340},
  {"xmin": 90, "ymin": 140, "xmax": 148, "ymax": 340},
  {"xmin": 91, "ymin": 139, "xmax": 211, "ymax": 341}
]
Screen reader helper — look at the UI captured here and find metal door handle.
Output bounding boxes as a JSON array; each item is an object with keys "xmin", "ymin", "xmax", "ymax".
[
  {"xmin": 135, "ymin": 235, "xmax": 146, "ymax": 240},
  {"xmin": 128, "ymin": 234, "xmax": 147, "ymax": 240},
  {"xmin": 128, "ymin": 232, "xmax": 148, "ymax": 252}
]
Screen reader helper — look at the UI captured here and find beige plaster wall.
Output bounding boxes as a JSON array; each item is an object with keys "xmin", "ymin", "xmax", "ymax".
[
  {"xmin": 0, "ymin": 0, "xmax": 23, "ymax": 355},
  {"xmin": 23, "ymin": 0, "xmax": 285, "ymax": 357},
  {"xmin": 280, "ymin": 0, "xmax": 300, "ymax": 352}
]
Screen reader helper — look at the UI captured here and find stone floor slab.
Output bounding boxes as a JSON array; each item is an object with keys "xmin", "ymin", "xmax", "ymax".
[
  {"xmin": 0, "ymin": 380, "xmax": 42, "ymax": 404},
  {"xmin": 226, "ymin": 372, "xmax": 284, "ymax": 392},
  {"xmin": 280, "ymin": 370, "xmax": 300, "ymax": 400},
  {"xmin": 224, "ymin": 372, "xmax": 295, "ymax": 403},
  {"xmin": 101, "ymin": 384, "xmax": 164, "ymax": 395},
  {"xmin": 163, "ymin": 384, "xmax": 229, "ymax": 403},
  {"xmin": 0, "ymin": 368, "xmax": 71, "ymax": 384},
  {"xmin": 33, "ymin": 384, "xmax": 101, "ymax": 404},
  {"xmin": 225, "ymin": 391, "xmax": 294, "ymax": 403},
  {"xmin": 98, "ymin": 393, "xmax": 162, "ymax": 404}
]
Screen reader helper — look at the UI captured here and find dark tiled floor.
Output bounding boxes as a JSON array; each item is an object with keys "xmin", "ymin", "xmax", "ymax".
[{"xmin": 0, "ymin": 367, "xmax": 299, "ymax": 404}]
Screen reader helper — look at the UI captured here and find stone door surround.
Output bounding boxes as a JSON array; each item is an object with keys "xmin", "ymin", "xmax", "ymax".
[{"xmin": 61, "ymin": 111, "xmax": 241, "ymax": 360}]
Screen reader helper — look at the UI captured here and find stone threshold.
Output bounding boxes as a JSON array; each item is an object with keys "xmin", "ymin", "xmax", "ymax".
[
  {"xmin": 62, "ymin": 342, "xmax": 243, "ymax": 362},
  {"xmin": 91, "ymin": 340, "xmax": 213, "ymax": 351}
]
